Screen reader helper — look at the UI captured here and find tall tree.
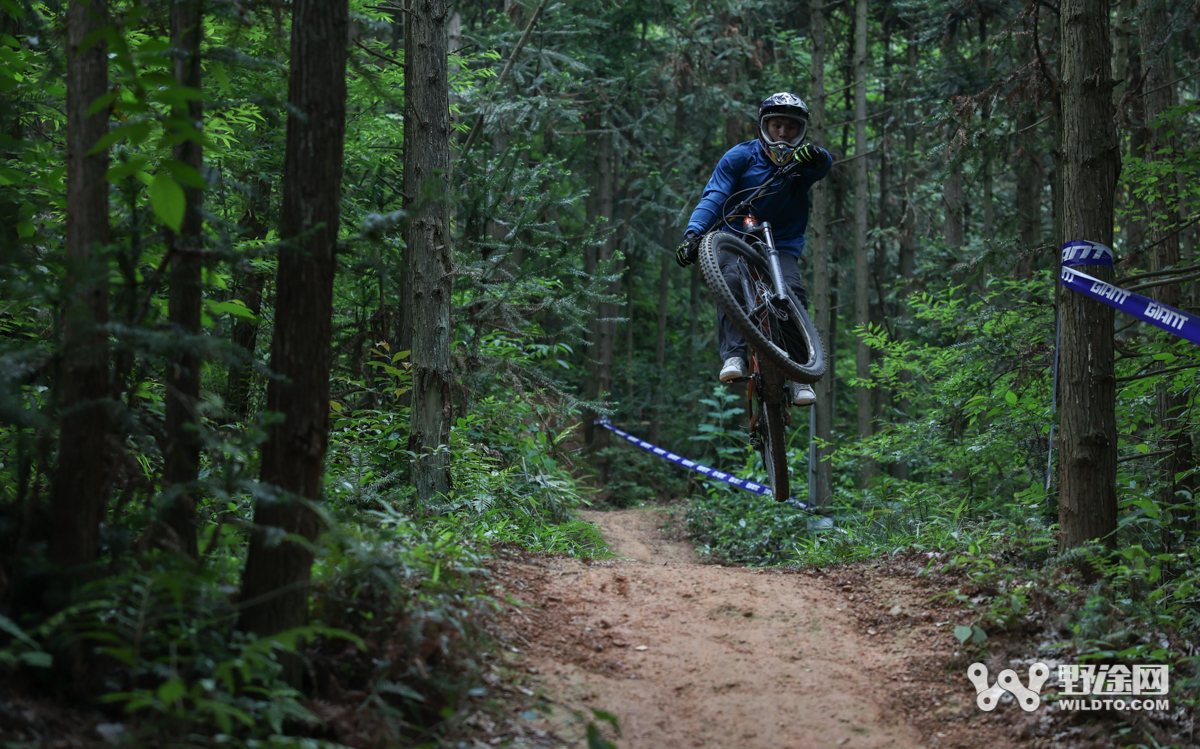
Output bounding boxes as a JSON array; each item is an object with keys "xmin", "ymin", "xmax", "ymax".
[
  {"xmin": 1014, "ymin": 23, "xmax": 1042, "ymax": 277},
  {"xmin": 51, "ymin": 0, "xmax": 110, "ymax": 576},
  {"xmin": 853, "ymin": 0, "xmax": 873, "ymax": 484},
  {"xmin": 651, "ymin": 230, "xmax": 670, "ymax": 444},
  {"xmin": 224, "ymin": 180, "xmax": 270, "ymax": 418},
  {"xmin": 809, "ymin": 0, "xmax": 834, "ymax": 507},
  {"xmin": 239, "ymin": 0, "xmax": 349, "ymax": 641},
  {"xmin": 1139, "ymin": 0, "xmax": 1192, "ymax": 519},
  {"xmin": 592, "ymin": 128, "xmax": 619, "ymax": 480},
  {"xmin": 161, "ymin": 0, "xmax": 204, "ymax": 558},
  {"xmin": 405, "ymin": 0, "xmax": 454, "ymax": 499},
  {"xmin": 1057, "ymin": 0, "xmax": 1119, "ymax": 548}
]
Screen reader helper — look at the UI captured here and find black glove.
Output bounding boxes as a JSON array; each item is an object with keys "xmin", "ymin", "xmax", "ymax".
[
  {"xmin": 793, "ymin": 143, "xmax": 828, "ymax": 168},
  {"xmin": 675, "ymin": 232, "xmax": 701, "ymax": 268}
]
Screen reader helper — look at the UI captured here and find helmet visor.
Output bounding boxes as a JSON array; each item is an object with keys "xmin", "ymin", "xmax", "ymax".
[{"xmin": 759, "ymin": 113, "xmax": 808, "ymax": 147}]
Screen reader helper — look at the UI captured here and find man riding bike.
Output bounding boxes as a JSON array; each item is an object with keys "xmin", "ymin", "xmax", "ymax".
[{"xmin": 675, "ymin": 92, "xmax": 832, "ymax": 406}]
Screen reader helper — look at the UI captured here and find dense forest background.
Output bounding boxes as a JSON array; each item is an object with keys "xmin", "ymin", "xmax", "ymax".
[{"xmin": 2, "ymin": 0, "xmax": 1200, "ymax": 745}]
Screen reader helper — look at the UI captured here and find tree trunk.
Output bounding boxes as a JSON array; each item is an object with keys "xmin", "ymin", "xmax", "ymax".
[
  {"xmin": 1057, "ymin": 0, "xmax": 1119, "ymax": 549},
  {"xmin": 853, "ymin": 0, "xmax": 873, "ymax": 484},
  {"xmin": 809, "ymin": 0, "xmax": 833, "ymax": 507},
  {"xmin": 1117, "ymin": 0, "xmax": 1145, "ymax": 259},
  {"xmin": 162, "ymin": 0, "xmax": 204, "ymax": 559},
  {"xmin": 225, "ymin": 180, "xmax": 271, "ymax": 418},
  {"xmin": 979, "ymin": 15, "xmax": 994, "ymax": 241},
  {"xmin": 51, "ymin": 0, "xmax": 110, "ymax": 576},
  {"xmin": 404, "ymin": 0, "xmax": 454, "ymax": 501},
  {"xmin": 593, "ymin": 131, "xmax": 616, "ymax": 477},
  {"xmin": 1140, "ymin": 0, "xmax": 1193, "ymax": 521},
  {"xmin": 624, "ymin": 251, "xmax": 634, "ymax": 395},
  {"xmin": 1014, "ymin": 27, "xmax": 1042, "ymax": 277},
  {"xmin": 239, "ymin": 0, "xmax": 348, "ymax": 645},
  {"xmin": 651, "ymin": 234, "xmax": 670, "ymax": 444},
  {"xmin": 943, "ymin": 167, "xmax": 964, "ymax": 250},
  {"xmin": 581, "ymin": 117, "xmax": 602, "ymax": 447},
  {"xmin": 894, "ymin": 31, "xmax": 919, "ymax": 475}
]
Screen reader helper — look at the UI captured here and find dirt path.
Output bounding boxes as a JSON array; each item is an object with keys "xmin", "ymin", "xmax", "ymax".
[{"xmin": 487, "ymin": 508, "xmax": 1009, "ymax": 749}]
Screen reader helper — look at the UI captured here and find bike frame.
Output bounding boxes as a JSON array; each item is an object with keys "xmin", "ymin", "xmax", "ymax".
[{"xmin": 726, "ymin": 215, "xmax": 793, "ymax": 452}]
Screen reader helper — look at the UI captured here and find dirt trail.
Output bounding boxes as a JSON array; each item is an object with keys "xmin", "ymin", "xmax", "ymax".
[{"xmin": 493, "ymin": 508, "xmax": 976, "ymax": 749}]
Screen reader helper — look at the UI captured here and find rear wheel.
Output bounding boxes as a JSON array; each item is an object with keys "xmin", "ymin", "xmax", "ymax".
[
  {"xmin": 698, "ymin": 231, "xmax": 827, "ymax": 384},
  {"xmin": 756, "ymin": 365, "xmax": 790, "ymax": 502}
]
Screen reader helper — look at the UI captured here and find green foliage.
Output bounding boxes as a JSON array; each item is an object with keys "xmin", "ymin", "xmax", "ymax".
[{"xmin": 1120, "ymin": 101, "xmax": 1200, "ymax": 238}]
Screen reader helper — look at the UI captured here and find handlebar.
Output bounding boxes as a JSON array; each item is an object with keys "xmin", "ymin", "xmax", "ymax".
[{"xmin": 719, "ymin": 157, "xmax": 806, "ymax": 229}]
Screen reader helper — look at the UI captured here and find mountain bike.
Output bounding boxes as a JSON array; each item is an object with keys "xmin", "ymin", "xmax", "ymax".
[{"xmin": 696, "ymin": 158, "xmax": 828, "ymax": 503}]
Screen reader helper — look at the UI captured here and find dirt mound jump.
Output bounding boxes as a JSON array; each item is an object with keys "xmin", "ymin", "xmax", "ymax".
[{"xmin": 507, "ymin": 508, "xmax": 924, "ymax": 748}]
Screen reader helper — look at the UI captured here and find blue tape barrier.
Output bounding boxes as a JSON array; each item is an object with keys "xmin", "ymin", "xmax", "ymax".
[
  {"xmin": 594, "ymin": 417, "xmax": 815, "ymax": 513},
  {"xmin": 1047, "ymin": 240, "xmax": 1200, "ymax": 491},
  {"xmin": 1060, "ymin": 240, "xmax": 1200, "ymax": 346}
]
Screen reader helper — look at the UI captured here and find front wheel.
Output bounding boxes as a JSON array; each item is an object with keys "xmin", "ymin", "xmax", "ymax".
[{"xmin": 698, "ymin": 231, "xmax": 827, "ymax": 384}]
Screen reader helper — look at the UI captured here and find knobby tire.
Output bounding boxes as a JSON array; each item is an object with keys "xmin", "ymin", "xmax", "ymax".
[
  {"xmin": 758, "ymin": 369, "xmax": 790, "ymax": 502},
  {"xmin": 697, "ymin": 231, "xmax": 827, "ymax": 384}
]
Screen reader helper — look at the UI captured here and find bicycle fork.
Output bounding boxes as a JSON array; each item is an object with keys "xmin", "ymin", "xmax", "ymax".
[{"xmin": 742, "ymin": 216, "xmax": 790, "ymax": 313}]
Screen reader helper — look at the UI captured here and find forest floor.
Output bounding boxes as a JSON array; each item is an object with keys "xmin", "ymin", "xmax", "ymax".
[{"xmin": 483, "ymin": 507, "xmax": 1123, "ymax": 749}]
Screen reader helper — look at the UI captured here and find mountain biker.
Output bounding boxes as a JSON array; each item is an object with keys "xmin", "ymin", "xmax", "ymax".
[{"xmin": 675, "ymin": 92, "xmax": 832, "ymax": 406}]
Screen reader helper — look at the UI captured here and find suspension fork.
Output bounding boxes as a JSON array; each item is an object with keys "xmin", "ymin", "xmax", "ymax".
[{"xmin": 743, "ymin": 217, "xmax": 789, "ymax": 304}]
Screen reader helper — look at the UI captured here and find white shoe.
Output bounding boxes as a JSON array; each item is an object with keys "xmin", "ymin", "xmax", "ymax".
[
  {"xmin": 792, "ymin": 382, "xmax": 816, "ymax": 406},
  {"xmin": 719, "ymin": 357, "xmax": 748, "ymax": 381}
]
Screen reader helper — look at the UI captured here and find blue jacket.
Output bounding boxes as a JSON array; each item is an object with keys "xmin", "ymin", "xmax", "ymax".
[{"xmin": 686, "ymin": 141, "xmax": 833, "ymax": 257}]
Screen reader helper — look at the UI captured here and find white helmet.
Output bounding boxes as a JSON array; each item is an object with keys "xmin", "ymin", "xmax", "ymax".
[{"xmin": 757, "ymin": 92, "xmax": 810, "ymax": 165}]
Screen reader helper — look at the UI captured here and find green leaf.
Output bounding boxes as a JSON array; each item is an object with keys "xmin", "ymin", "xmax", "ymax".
[
  {"xmin": 1004, "ymin": 391, "xmax": 1018, "ymax": 406},
  {"xmin": 18, "ymin": 651, "xmax": 52, "ymax": 668},
  {"xmin": 953, "ymin": 624, "xmax": 973, "ymax": 643},
  {"xmin": 157, "ymin": 678, "xmax": 186, "ymax": 706},
  {"xmin": 88, "ymin": 119, "xmax": 153, "ymax": 154},
  {"xmin": 1136, "ymin": 443, "xmax": 1151, "ymax": 455},
  {"xmin": 16, "ymin": 221, "xmax": 33, "ymax": 238},
  {"xmin": 0, "ymin": 614, "xmax": 38, "ymax": 648},
  {"xmin": 209, "ymin": 61, "xmax": 232, "ymax": 94},
  {"xmin": 971, "ymin": 624, "xmax": 988, "ymax": 644},
  {"xmin": 586, "ymin": 724, "xmax": 617, "ymax": 749},
  {"xmin": 162, "ymin": 158, "xmax": 208, "ymax": 189},
  {"xmin": 149, "ymin": 172, "xmax": 185, "ymax": 232},
  {"xmin": 204, "ymin": 300, "xmax": 259, "ymax": 321}
]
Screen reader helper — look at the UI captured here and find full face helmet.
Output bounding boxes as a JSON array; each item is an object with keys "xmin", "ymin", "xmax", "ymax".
[{"xmin": 757, "ymin": 92, "xmax": 810, "ymax": 166}]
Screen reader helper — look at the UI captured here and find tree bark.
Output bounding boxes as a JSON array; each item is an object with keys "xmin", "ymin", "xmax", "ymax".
[
  {"xmin": 894, "ymin": 33, "xmax": 918, "ymax": 481},
  {"xmin": 593, "ymin": 131, "xmax": 616, "ymax": 477},
  {"xmin": 809, "ymin": 0, "xmax": 833, "ymax": 507},
  {"xmin": 853, "ymin": 0, "xmax": 873, "ymax": 484},
  {"xmin": 651, "ymin": 232, "xmax": 670, "ymax": 444},
  {"xmin": 239, "ymin": 0, "xmax": 348, "ymax": 643},
  {"xmin": 979, "ymin": 15, "xmax": 994, "ymax": 241},
  {"xmin": 1014, "ymin": 25, "xmax": 1042, "ymax": 277},
  {"xmin": 1057, "ymin": 0, "xmax": 1119, "ymax": 548},
  {"xmin": 225, "ymin": 180, "xmax": 271, "ymax": 418},
  {"xmin": 1117, "ymin": 0, "xmax": 1145, "ymax": 259},
  {"xmin": 51, "ymin": 0, "xmax": 110, "ymax": 576},
  {"xmin": 582, "ymin": 120, "xmax": 600, "ymax": 448},
  {"xmin": 404, "ymin": 0, "xmax": 454, "ymax": 501},
  {"xmin": 162, "ymin": 0, "xmax": 204, "ymax": 559},
  {"xmin": 943, "ymin": 168, "xmax": 964, "ymax": 250},
  {"xmin": 1139, "ymin": 0, "xmax": 1193, "ymax": 519}
]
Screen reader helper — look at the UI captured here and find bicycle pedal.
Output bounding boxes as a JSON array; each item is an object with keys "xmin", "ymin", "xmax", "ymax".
[{"xmin": 722, "ymin": 375, "xmax": 751, "ymax": 383}]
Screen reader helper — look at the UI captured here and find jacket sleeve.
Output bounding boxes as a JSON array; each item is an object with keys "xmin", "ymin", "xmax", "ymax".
[{"xmin": 686, "ymin": 148, "xmax": 745, "ymax": 236}]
